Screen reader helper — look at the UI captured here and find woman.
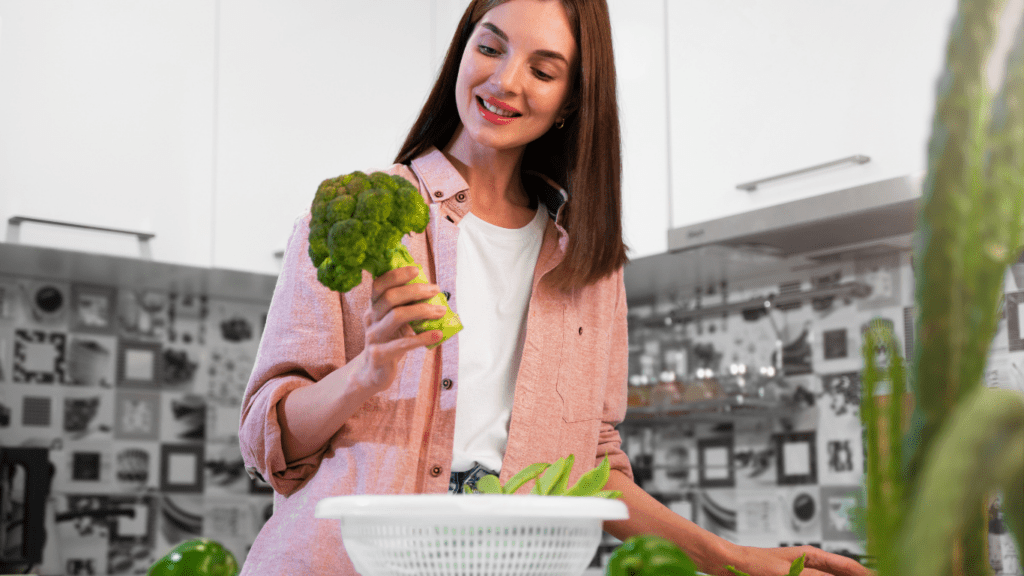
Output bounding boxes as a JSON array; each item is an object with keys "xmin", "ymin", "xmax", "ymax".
[{"xmin": 238, "ymin": 1, "xmax": 873, "ymax": 574}]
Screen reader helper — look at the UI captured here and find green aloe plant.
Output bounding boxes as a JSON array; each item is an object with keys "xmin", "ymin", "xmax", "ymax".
[{"xmin": 860, "ymin": 1, "xmax": 1024, "ymax": 575}]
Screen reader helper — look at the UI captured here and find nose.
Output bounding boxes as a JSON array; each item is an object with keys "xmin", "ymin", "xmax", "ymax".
[{"xmin": 491, "ymin": 56, "xmax": 524, "ymax": 95}]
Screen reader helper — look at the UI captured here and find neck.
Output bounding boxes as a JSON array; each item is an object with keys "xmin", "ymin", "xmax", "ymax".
[{"xmin": 442, "ymin": 125, "xmax": 531, "ymax": 211}]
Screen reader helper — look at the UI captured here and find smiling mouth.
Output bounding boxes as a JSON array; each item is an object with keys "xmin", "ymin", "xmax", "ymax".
[{"xmin": 477, "ymin": 96, "xmax": 522, "ymax": 118}]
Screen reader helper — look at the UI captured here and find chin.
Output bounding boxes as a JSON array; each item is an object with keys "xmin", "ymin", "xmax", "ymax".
[{"xmin": 469, "ymin": 123, "xmax": 542, "ymax": 153}]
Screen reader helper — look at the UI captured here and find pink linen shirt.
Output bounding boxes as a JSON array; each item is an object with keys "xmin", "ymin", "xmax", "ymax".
[{"xmin": 238, "ymin": 147, "xmax": 633, "ymax": 574}]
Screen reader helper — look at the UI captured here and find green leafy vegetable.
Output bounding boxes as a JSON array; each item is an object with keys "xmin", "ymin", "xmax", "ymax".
[
  {"xmin": 464, "ymin": 454, "xmax": 621, "ymax": 498},
  {"xmin": 502, "ymin": 462, "xmax": 550, "ymax": 494},
  {"xmin": 533, "ymin": 455, "xmax": 571, "ymax": 495},
  {"xmin": 786, "ymin": 554, "xmax": 807, "ymax": 576},
  {"xmin": 474, "ymin": 474, "xmax": 502, "ymax": 495},
  {"xmin": 566, "ymin": 451, "xmax": 610, "ymax": 496}
]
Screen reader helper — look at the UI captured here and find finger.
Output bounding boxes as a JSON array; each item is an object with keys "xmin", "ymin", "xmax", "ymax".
[
  {"xmin": 802, "ymin": 549, "xmax": 874, "ymax": 576},
  {"xmin": 362, "ymin": 304, "xmax": 373, "ymax": 330},
  {"xmin": 371, "ymin": 281, "xmax": 439, "ymax": 325},
  {"xmin": 370, "ymin": 266, "xmax": 420, "ymax": 305},
  {"xmin": 371, "ymin": 302, "xmax": 446, "ymax": 343},
  {"xmin": 400, "ymin": 323, "xmax": 415, "ymax": 338},
  {"xmin": 376, "ymin": 329, "xmax": 442, "ymax": 359}
]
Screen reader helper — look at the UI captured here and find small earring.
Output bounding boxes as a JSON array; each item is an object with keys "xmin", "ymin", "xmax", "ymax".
[{"xmin": 555, "ymin": 118, "xmax": 565, "ymax": 130}]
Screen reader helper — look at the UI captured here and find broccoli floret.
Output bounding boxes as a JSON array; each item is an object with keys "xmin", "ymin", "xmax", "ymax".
[
  {"xmin": 308, "ymin": 171, "xmax": 429, "ymax": 292},
  {"xmin": 307, "ymin": 170, "xmax": 462, "ymax": 348}
]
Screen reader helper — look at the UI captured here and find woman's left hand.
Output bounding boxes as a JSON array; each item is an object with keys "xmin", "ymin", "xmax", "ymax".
[{"xmin": 715, "ymin": 543, "xmax": 874, "ymax": 576}]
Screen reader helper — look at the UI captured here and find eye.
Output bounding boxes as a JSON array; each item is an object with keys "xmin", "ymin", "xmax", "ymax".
[
  {"xmin": 533, "ymin": 69, "xmax": 554, "ymax": 81},
  {"xmin": 478, "ymin": 44, "xmax": 500, "ymax": 56}
]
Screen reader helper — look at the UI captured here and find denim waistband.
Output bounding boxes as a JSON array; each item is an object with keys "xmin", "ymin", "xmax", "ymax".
[{"xmin": 448, "ymin": 462, "xmax": 499, "ymax": 494}]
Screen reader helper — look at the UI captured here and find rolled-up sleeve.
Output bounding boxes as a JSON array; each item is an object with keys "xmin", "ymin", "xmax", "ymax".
[
  {"xmin": 238, "ymin": 213, "xmax": 354, "ymax": 496},
  {"xmin": 597, "ymin": 267, "xmax": 634, "ymax": 482}
]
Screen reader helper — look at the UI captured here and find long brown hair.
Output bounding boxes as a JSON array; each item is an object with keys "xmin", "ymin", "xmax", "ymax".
[{"xmin": 394, "ymin": 0, "xmax": 629, "ymax": 297}]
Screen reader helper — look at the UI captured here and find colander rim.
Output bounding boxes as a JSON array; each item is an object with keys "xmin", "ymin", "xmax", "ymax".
[{"xmin": 315, "ymin": 494, "xmax": 629, "ymax": 520}]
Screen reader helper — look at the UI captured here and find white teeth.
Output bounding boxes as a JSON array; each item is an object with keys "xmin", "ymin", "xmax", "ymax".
[{"xmin": 482, "ymin": 99, "xmax": 517, "ymax": 118}]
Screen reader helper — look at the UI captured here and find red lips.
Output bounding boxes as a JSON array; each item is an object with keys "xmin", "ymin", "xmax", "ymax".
[
  {"xmin": 485, "ymin": 96, "xmax": 522, "ymax": 114},
  {"xmin": 476, "ymin": 95, "xmax": 521, "ymax": 126}
]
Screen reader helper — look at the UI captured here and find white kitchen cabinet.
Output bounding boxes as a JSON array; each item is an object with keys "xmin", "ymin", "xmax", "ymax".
[
  {"xmin": 212, "ymin": 0, "xmax": 439, "ymax": 275},
  {"xmin": 608, "ymin": 0, "xmax": 672, "ymax": 261},
  {"xmin": 432, "ymin": 0, "xmax": 472, "ymax": 73},
  {"xmin": 0, "ymin": 1, "xmax": 216, "ymax": 266},
  {"xmin": 0, "ymin": 1, "xmax": 445, "ymax": 274},
  {"xmin": 666, "ymin": 0, "xmax": 959, "ymax": 230}
]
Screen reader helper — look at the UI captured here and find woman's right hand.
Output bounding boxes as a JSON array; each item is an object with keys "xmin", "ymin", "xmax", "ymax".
[{"xmin": 358, "ymin": 265, "xmax": 447, "ymax": 394}]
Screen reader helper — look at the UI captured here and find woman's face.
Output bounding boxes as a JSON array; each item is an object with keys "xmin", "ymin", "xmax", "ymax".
[{"xmin": 453, "ymin": 0, "xmax": 578, "ymax": 153}]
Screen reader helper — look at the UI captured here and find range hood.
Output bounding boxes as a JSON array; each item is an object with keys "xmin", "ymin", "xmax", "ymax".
[
  {"xmin": 624, "ymin": 174, "xmax": 924, "ymax": 310},
  {"xmin": 666, "ymin": 172, "xmax": 924, "ymax": 258}
]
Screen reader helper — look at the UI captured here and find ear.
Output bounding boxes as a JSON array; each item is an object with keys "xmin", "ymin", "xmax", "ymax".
[{"xmin": 558, "ymin": 96, "xmax": 579, "ymax": 120}]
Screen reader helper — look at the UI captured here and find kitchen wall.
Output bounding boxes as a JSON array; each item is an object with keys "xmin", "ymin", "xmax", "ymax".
[
  {"xmin": 3, "ymin": 247, "xmax": 1022, "ymax": 575},
  {"xmin": 616, "ymin": 249, "xmax": 1024, "ymax": 575},
  {"xmin": 0, "ymin": 250, "xmax": 275, "ymax": 574}
]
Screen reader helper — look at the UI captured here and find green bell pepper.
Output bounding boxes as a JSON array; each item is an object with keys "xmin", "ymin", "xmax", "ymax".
[
  {"xmin": 605, "ymin": 534, "xmax": 698, "ymax": 576},
  {"xmin": 147, "ymin": 538, "xmax": 239, "ymax": 576}
]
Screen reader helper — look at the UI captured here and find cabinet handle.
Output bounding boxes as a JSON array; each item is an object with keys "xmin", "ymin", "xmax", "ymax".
[
  {"xmin": 737, "ymin": 154, "xmax": 871, "ymax": 191},
  {"xmin": 6, "ymin": 216, "xmax": 155, "ymax": 259}
]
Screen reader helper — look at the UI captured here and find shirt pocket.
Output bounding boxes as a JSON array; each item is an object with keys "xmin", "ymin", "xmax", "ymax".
[{"xmin": 555, "ymin": 304, "xmax": 609, "ymax": 423}]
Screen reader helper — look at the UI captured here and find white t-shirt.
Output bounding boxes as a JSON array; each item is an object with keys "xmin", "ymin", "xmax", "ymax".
[{"xmin": 450, "ymin": 198, "xmax": 548, "ymax": 473}]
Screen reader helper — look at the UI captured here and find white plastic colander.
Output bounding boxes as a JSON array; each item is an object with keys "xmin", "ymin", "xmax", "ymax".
[{"xmin": 315, "ymin": 494, "xmax": 629, "ymax": 576}]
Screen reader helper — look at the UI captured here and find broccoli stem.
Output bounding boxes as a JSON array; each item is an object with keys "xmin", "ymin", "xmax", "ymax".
[{"xmin": 384, "ymin": 245, "xmax": 463, "ymax": 350}]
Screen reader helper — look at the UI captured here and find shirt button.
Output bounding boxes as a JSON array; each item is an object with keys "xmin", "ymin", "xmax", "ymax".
[
  {"xmin": 434, "ymin": 191, "xmax": 443, "ymax": 198},
  {"xmin": 442, "ymin": 378, "xmax": 453, "ymax": 390},
  {"xmin": 455, "ymin": 192, "xmax": 466, "ymax": 202},
  {"xmin": 431, "ymin": 465, "xmax": 443, "ymax": 477},
  {"xmin": 443, "ymin": 291, "xmax": 451, "ymax": 301}
]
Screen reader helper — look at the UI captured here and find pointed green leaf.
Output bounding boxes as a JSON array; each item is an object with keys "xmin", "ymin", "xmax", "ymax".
[
  {"xmin": 566, "ymin": 454, "xmax": 611, "ymax": 497},
  {"xmin": 1004, "ymin": 471, "xmax": 1024, "ymax": 568},
  {"xmin": 503, "ymin": 462, "xmax": 550, "ymax": 495},
  {"xmin": 532, "ymin": 457, "xmax": 567, "ymax": 495},
  {"xmin": 550, "ymin": 454, "xmax": 575, "ymax": 495},
  {"xmin": 899, "ymin": 387, "xmax": 1024, "ymax": 576},
  {"xmin": 474, "ymin": 474, "xmax": 503, "ymax": 494},
  {"xmin": 726, "ymin": 566, "xmax": 751, "ymax": 576},
  {"xmin": 787, "ymin": 554, "xmax": 807, "ymax": 576}
]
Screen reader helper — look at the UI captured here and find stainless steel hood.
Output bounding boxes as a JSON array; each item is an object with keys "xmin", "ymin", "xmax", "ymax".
[
  {"xmin": 667, "ymin": 172, "xmax": 923, "ymax": 257},
  {"xmin": 624, "ymin": 173, "xmax": 923, "ymax": 310}
]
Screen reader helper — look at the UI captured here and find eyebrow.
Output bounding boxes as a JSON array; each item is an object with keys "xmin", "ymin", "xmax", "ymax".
[{"xmin": 480, "ymin": 22, "xmax": 569, "ymax": 65}]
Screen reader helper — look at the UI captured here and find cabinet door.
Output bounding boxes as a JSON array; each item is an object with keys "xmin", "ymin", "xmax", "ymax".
[
  {"xmin": 212, "ymin": 0, "xmax": 437, "ymax": 275},
  {"xmin": 0, "ymin": 1, "xmax": 215, "ymax": 266},
  {"xmin": 666, "ymin": 0, "xmax": 958, "ymax": 229},
  {"xmin": 609, "ymin": 0, "xmax": 672, "ymax": 259}
]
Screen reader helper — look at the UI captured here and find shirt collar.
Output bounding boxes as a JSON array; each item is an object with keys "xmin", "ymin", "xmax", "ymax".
[
  {"xmin": 409, "ymin": 147, "xmax": 469, "ymax": 204},
  {"xmin": 408, "ymin": 146, "xmax": 568, "ymax": 225}
]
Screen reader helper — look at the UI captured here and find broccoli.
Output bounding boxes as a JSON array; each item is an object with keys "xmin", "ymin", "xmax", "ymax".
[{"xmin": 308, "ymin": 170, "xmax": 462, "ymax": 349}]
